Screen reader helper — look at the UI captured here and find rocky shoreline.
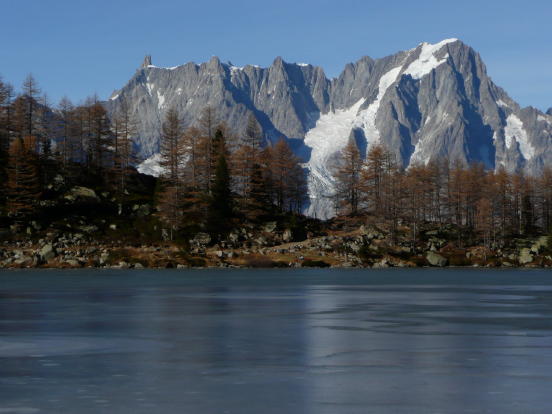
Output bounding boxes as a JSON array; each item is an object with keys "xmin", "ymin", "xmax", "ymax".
[{"xmin": 2, "ymin": 224, "xmax": 550, "ymax": 269}]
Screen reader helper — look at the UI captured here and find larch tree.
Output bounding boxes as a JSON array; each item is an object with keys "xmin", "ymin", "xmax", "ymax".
[
  {"xmin": 21, "ymin": 74, "xmax": 41, "ymax": 138},
  {"xmin": 87, "ymin": 99, "xmax": 113, "ymax": 175},
  {"xmin": 111, "ymin": 100, "xmax": 138, "ymax": 200},
  {"xmin": 231, "ymin": 113, "xmax": 263, "ymax": 210},
  {"xmin": 157, "ymin": 107, "xmax": 185, "ymax": 239},
  {"xmin": 57, "ymin": 96, "xmax": 74, "ymax": 168},
  {"xmin": 333, "ymin": 137, "xmax": 362, "ymax": 215},
  {"xmin": 6, "ymin": 136, "xmax": 41, "ymax": 221}
]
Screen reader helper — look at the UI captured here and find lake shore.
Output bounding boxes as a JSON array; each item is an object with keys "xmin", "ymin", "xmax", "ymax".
[{"xmin": 1, "ymin": 229, "xmax": 550, "ymax": 269}]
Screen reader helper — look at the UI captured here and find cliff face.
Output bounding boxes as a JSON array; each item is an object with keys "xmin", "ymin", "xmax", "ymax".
[{"xmin": 105, "ymin": 39, "xmax": 552, "ymax": 218}]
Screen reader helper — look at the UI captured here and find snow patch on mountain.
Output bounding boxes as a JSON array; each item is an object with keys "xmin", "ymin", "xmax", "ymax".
[
  {"xmin": 137, "ymin": 154, "xmax": 163, "ymax": 177},
  {"xmin": 505, "ymin": 114, "xmax": 534, "ymax": 160},
  {"xmin": 353, "ymin": 66, "xmax": 403, "ymax": 145},
  {"xmin": 147, "ymin": 64, "xmax": 181, "ymax": 71},
  {"xmin": 156, "ymin": 90, "xmax": 165, "ymax": 110},
  {"xmin": 303, "ymin": 99, "xmax": 365, "ymax": 219},
  {"xmin": 146, "ymin": 80, "xmax": 154, "ymax": 96},
  {"xmin": 496, "ymin": 99, "xmax": 509, "ymax": 108},
  {"xmin": 403, "ymin": 39, "xmax": 457, "ymax": 79}
]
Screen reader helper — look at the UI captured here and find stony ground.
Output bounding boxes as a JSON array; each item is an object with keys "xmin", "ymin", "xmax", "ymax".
[{"xmin": 1, "ymin": 223, "xmax": 550, "ymax": 269}]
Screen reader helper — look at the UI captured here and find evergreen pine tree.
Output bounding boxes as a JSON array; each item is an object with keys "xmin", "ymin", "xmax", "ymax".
[{"xmin": 207, "ymin": 132, "xmax": 233, "ymax": 237}]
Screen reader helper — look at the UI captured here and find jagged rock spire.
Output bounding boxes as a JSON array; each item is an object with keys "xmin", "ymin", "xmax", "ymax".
[
  {"xmin": 142, "ymin": 55, "xmax": 152, "ymax": 68},
  {"xmin": 547, "ymin": 107, "xmax": 552, "ymax": 116}
]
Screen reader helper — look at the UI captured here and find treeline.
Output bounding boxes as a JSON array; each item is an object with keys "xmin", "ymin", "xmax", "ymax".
[
  {"xmin": 0, "ymin": 74, "xmax": 308, "ymax": 240},
  {"xmin": 0, "ymin": 74, "xmax": 138, "ymax": 221},
  {"xmin": 334, "ymin": 138, "xmax": 552, "ymax": 246},
  {"xmin": 156, "ymin": 108, "xmax": 307, "ymax": 240}
]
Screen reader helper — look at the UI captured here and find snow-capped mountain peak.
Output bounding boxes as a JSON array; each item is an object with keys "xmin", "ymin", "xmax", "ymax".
[{"xmin": 106, "ymin": 39, "xmax": 552, "ymax": 219}]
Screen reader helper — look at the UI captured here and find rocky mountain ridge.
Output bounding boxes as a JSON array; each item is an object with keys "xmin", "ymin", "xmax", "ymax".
[{"xmin": 104, "ymin": 39, "xmax": 552, "ymax": 219}]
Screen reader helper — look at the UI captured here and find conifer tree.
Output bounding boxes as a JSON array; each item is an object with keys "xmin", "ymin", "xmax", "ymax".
[
  {"xmin": 57, "ymin": 96, "xmax": 74, "ymax": 168},
  {"xmin": 269, "ymin": 137, "xmax": 306, "ymax": 212},
  {"xmin": 87, "ymin": 100, "xmax": 113, "ymax": 175},
  {"xmin": 21, "ymin": 74, "xmax": 41, "ymax": 138},
  {"xmin": 111, "ymin": 100, "xmax": 137, "ymax": 200},
  {"xmin": 230, "ymin": 113, "xmax": 263, "ymax": 209},
  {"xmin": 333, "ymin": 137, "xmax": 362, "ymax": 215},
  {"xmin": 207, "ymin": 145, "xmax": 233, "ymax": 237},
  {"xmin": 157, "ymin": 107, "xmax": 184, "ymax": 239},
  {"xmin": 6, "ymin": 136, "xmax": 41, "ymax": 221}
]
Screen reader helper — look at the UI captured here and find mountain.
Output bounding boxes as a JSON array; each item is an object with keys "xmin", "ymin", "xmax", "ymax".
[{"xmin": 104, "ymin": 39, "xmax": 552, "ymax": 219}]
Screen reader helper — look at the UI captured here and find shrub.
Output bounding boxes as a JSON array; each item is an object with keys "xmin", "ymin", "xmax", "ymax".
[{"xmin": 301, "ymin": 259, "xmax": 330, "ymax": 268}]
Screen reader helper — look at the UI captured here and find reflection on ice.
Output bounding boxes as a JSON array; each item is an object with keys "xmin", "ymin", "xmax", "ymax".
[{"xmin": 1, "ymin": 268, "xmax": 552, "ymax": 414}]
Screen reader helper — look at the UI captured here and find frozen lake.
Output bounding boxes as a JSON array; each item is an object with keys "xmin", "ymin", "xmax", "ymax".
[{"xmin": 1, "ymin": 268, "xmax": 552, "ymax": 413}]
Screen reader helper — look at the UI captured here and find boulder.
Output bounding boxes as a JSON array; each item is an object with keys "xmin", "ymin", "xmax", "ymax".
[
  {"xmin": 282, "ymin": 229, "xmax": 293, "ymax": 243},
  {"xmin": 426, "ymin": 251, "xmax": 447, "ymax": 267},
  {"xmin": 39, "ymin": 244, "xmax": 56, "ymax": 261},
  {"xmin": 228, "ymin": 231, "xmax": 240, "ymax": 243},
  {"xmin": 192, "ymin": 232, "xmax": 211, "ymax": 246},
  {"xmin": 519, "ymin": 248, "xmax": 533, "ymax": 265},
  {"xmin": 64, "ymin": 186, "xmax": 99, "ymax": 202},
  {"xmin": 263, "ymin": 221, "xmax": 277, "ymax": 233},
  {"xmin": 530, "ymin": 236, "xmax": 549, "ymax": 254},
  {"xmin": 64, "ymin": 259, "xmax": 80, "ymax": 267}
]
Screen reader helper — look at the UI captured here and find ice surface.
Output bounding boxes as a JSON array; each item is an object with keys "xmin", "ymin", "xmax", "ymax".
[
  {"xmin": 2, "ymin": 269, "xmax": 552, "ymax": 414},
  {"xmin": 505, "ymin": 114, "xmax": 534, "ymax": 160}
]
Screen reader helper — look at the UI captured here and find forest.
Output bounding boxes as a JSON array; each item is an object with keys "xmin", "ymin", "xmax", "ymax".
[{"xmin": 0, "ymin": 74, "xmax": 551, "ymax": 268}]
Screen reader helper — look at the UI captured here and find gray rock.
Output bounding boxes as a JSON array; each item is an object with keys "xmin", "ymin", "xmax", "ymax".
[
  {"xmin": 40, "ymin": 244, "xmax": 56, "ymax": 261},
  {"xmin": 519, "ymin": 248, "xmax": 534, "ymax": 265},
  {"xmin": 64, "ymin": 186, "xmax": 99, "ymax": 202},
  {"xmin": 426, "ymin": 251, "xmax": 447, "ymax": 267},
  {"xmin": 282, "ymin": 229, "xmax": 293, "ymax": 243},
  {"xmin": 263, "ymin": 221, "xmax": 277, "ymax": 233},
  {"xmin": 530, "ymin": 236, "xmax": 549, "ymax": 254},
  {"xmin": 192, "ymin": 232, "xmax": 211, "ymax": 246},
  {"xmin": 65, "ymin": 259, "xmax": 80, "ymax": 267}
]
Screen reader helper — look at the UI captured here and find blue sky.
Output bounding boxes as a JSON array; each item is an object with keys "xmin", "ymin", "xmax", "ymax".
[{"xmin": 2, "ymin": 0, "xmax": 551, "ymax": 110}]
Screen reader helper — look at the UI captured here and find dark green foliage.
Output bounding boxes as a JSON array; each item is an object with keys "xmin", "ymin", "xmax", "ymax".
[
  {"xmin": 207, "ymin": 150, "xmax": 233, "ymax": 237},
  {"xmin": 286, "ymin": 215, "xmax": 307, "ymax": 242},
  {"xmin": 301, "ymin": 259, "xmax": 330, "ymax": 268}
]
